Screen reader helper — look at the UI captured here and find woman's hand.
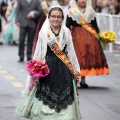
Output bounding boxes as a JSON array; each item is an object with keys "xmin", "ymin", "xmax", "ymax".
[
  {"xmin": 75, "ymin": 71, "xmax": 81, "ymax": 84},
  {"xmin": 76, "ymin": 76, "xmax": 81, "ymax": 84},
  {"xmin": 75, "ymin": 71, "xmax": 81, "ymax": 76}
]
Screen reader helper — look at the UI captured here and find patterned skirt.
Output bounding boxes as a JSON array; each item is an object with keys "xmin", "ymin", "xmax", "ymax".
[
  {"xmin": 16, "ymin": 54, "xmax": 81, "ymax": 120},
  {"xmin": 35, "ymin": 55, "xmax": 74, "ymax": 113},
  {"xmin": 71, "ymin": 26, "xmax": 109, "ymax": 76}
]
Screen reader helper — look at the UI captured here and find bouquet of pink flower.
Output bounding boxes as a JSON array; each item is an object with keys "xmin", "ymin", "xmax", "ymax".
[{"xmin": 26, "ymin": 60, "xmax": 49, "ymax": 90}]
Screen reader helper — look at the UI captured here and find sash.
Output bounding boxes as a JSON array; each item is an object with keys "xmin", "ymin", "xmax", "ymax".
[
  {"xmin": 47, "ymin": 33, "xmax": 80, "ymax": 82},
  {"xmin": 70, "ymin": 6, "xmax": 97, "ymax": 36}
]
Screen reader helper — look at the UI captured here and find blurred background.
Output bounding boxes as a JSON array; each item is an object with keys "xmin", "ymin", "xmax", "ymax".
[
  {"xmin": 0, "ymin": 0, "xmax": 120, "ymax": 51},
  {"xmin": 0, "ymin": 1, "xmax": 120, "ymax": 120}
]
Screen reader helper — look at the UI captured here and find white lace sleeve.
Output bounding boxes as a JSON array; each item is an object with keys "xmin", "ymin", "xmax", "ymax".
[
  {"xmin": 33, "ymin": 31, "xmax": 43, "ymax": 60},
  {"xmin": 24, "ymin": 31, "xmax": 46, "ymax": 94},
  {"xmin": 66, "ymin": 29, "xmax": 80, "ymax": 73}
]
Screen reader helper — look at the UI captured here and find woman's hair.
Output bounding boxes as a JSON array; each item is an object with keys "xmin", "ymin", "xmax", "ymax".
[{"xmin": 48, "ymin": 7, "xmax": 64, "ymax": 20}]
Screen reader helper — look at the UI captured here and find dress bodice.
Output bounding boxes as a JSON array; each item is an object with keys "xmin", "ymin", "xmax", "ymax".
[{"xmin": 46, "ymin": 26, "xmax": 67, "ymax": 57}]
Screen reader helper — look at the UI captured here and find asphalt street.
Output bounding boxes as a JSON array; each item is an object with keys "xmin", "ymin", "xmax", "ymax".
[{"xmin": 0, "ymin": 44, "xmax": 120, "ymax": 120}]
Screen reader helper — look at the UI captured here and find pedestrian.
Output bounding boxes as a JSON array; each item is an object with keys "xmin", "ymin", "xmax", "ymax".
[
  {"xmin": 32, "ymin": 0, "xmax": 53, "ymax": 55},
  {"xmin": 15, "ymin": 0, "xmax": 42, "ymax": 62},
  {"xmin": 0, "ymin": 0, "xmax": 8, "ymax": 45},
  {"xmin": 58, "ymin": 0, "xmax": 70, "ymax": 24},
  {"xmin": 66, "ymin": 0, "xmax": 109, "ymax": 88},
  {"xmin": 108, "ymin": 0, "xmax": 120, "ymax": 15},
  {"xmin": 4, "ymin": 0, "xmax": 19, "ymax": 44},
  {"xmin": 16, "ymin": 5, "xmax": 81, "ymax": 120}
]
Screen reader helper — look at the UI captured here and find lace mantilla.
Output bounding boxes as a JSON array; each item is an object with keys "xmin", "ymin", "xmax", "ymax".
[
  {"xmin": 68, "ymin": 7, "xmax": 95, "ymax": 24},
  {"xmin": 24, "ymin": 18, "xmax": 80, "ymax": 94},
  {"xmin": 69, "ymin": 0, "xmax": 96, "ymax": 23},
  {"xmin": 35, "ymin": 84, "xmax": 74, "ymax": 113}
]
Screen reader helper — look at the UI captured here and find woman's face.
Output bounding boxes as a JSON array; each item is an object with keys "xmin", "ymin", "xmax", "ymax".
[
  {"xmin": 77, "ymin": 0, "xmax": 87, "ymax": 8},
  {"xmin": 49, "ymin": 10, "xmax": 63, "ymax": 28}
]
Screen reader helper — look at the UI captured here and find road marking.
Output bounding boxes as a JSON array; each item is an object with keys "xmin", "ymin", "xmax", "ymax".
[
  {"xmin": 12, "ymin": 82, "xmax": 24, "ymax": 87},
  {"xmin": 5, "ymin": 75, "xmax": 15, "ymax": 80},
  {"xmin": 0, "ymin": 66, "xmax": 24, "ymax": 91},
  {"xmin": 0, "ymin": 70, "xmax": 8, "ymax": 74}
]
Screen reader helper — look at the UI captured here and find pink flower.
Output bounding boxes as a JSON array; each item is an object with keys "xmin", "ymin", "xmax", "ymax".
[{"xmin": 26, "ymin": 60, "xmax": 50, "ymax": 90}]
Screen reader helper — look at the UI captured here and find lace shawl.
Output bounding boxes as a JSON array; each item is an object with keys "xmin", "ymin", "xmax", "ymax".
[
  {"xmin": 24, "ymin": 20, "xmax": 80, "ymax": 94},
  {"xmin": 68, "ymin": 0, "xmax": 96, "ymax": 23}
]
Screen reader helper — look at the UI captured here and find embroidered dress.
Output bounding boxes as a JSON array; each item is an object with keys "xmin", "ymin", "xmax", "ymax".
[
  {"xmin": 16, "ymin": 18, "xmax": 81, "ymax": 120},
  {"xmin": 16, "ymin": 79, "xmax": 80, "ymax": 120},
  {"xmin": 66, "ymin": 16, "xmax": 109, "ymax": 76},
  {"xmin": 66, "ymin": 0, "xmax": 109, "ymax": 76},
  {"xmin": 16, "ymin": 43, "xmax": 81, "ymax": 120},
  {"xmin": 36, "ymin": 44, "xmax": 74, "ymax": 111}
]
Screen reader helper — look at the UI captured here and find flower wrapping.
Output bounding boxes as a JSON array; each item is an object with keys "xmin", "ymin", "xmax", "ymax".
[
  {"xmin": 97, "ymin": 30, "xmax": 116, "ymax": 49},
  {"xmin": 26, "ymin": 60, "xmax": 49, "ymax": 90}
]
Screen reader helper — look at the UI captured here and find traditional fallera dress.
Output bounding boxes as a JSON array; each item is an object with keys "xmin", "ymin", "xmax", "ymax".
[
  {"xmin": 4, "ymin": 0, "xmax": 19, "ymax": 43},
  {"xmin": 66, "ymin": 5, "xmax": 109, "ymax": 76},
  {"xmin": 16, "ymin": 23, "xmax": 81, "ymax": 120}
]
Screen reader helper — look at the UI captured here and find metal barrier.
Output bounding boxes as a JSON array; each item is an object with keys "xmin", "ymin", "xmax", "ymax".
[{"xmin": 96, "ymin": 13, "xmax": 120, "ymax": 52}]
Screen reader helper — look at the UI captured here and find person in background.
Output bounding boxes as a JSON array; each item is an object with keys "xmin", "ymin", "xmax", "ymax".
[
  {"xmin": 92, "ymin": 0, "xmax": 111, "ymax": 13},
  {"xmin": 91, "ymin": 0, "xmax": 96, "ymax": 10},
  {"xmin": 4, "ymin": 0, "xmax": 19, "ymax": 44},
  {"xmin": 118, "ymin": 0, "xmax": 120, "ymax": 14},
  {"xmin": 108, "ymin": 0, "xmax": 120, "ymax": 14},
  {"xmin": 15, "ymin": 0, "xmax": 42, "ymax": 62},
  {"xmin": 32, "ymin": 0, "xmax": 52, "ymax": 55},
  {"xmin": 0, "ymin": 0, "xmax": 8, "ymax": 45},
  {"xmin": 16, "ymin": 5, "xmax": 81, "ymax": 120},
  {"xmin": 101, "ymin": 0, "xmax": 109, "ymax": 13},
  {"xmin": 66, "ymin": 0, "xmax": 109, "ymax": 88},
  {"xmin": 58, "ymin": 0, "xmax": 70, "ymax": 23}
]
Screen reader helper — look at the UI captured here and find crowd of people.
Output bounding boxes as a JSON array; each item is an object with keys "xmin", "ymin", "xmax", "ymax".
[
  {"xmin": 0, "ymin": 0, "xmax": 119, "ymax": 44},
  {"xmin": 0, "ymin": 0, "xmax": 115, "ymax": 120},
  {"xmin": 93, "ymin": 0, "xmax": 120, "ymax": 14}
]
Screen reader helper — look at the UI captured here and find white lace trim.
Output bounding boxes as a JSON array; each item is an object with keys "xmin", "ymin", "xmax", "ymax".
[
  {"xmin": 24, "ymin": 26, "xmax": 80, "ymax": 94},
  {"xmin": 68, "ymin": 6, "xmax": 96, "ymax": 24},
  {"xmin": 68, "ymin": 0, "xmax": 96, "ymax": 23}
]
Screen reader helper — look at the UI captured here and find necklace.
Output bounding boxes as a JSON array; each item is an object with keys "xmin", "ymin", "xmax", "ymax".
[
  {"xmin": 50, "ymin": 26, "xmax": 61, "ymax": 42},
  {"xmin": 50, "ymin": 26, "xmax": 61, "ymax": 36},
  {"xmin": 56, "ymin": 36, "xmax": 60, "ymax": 43}
]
